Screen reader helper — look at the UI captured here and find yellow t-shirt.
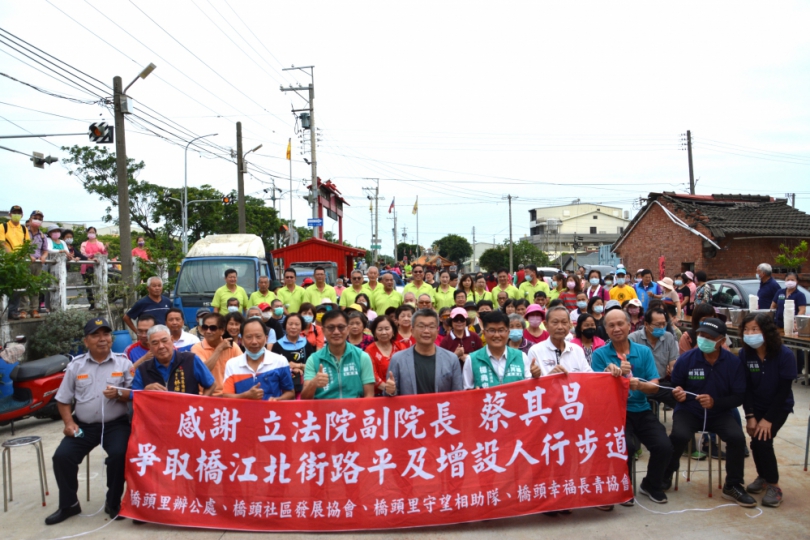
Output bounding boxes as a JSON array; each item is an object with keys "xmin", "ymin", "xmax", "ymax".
[
  {"xmin": 519, "ymin": 280, "xmax": 550, "ymax": 300},
  {"xmin": 277, "ymin": 285, "xmax": 308, "ymax": 313},
  {"xmin": 609, "ymin": 285, "xmax": 638, "ymax": 304},
  {"xmin": 0, "ymin": 221, "xmax": 30, "ymax": 251},
  {"xmin": 212, "ymin": 285, "xmax": 249, "ymax": 312},
  {"xmin": 490, "ymin": 284, "xmax": 522, "ymax": 301},
  {"xmin": 433, "ymin": 286, "xmax": 457, "ymax": 310},
  {"xmin": 247, "ymin": 290, "xmax": 276, "ymax": 308}
]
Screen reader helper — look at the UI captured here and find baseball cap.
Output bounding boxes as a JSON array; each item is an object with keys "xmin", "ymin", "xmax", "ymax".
[
  {"xmin": 9, "ymin": 205, "xmax": 22, "ymax": 214},
  {"xmin": 302, "ymin": 277, "xmax": 314, "ymax": 286},
  {"xmin": 84, "ymin": 317, "xmax": 112, "ymax": 336},
  {"xmin": 684, "ymin": 271, "xmax": 695, "ymax": 281},
  {"xmin": 269, "ymin": 280, "xmax": 282, "ymax": 290},
  {"xmin": 29, "ymin": 210, "xmax": 43, "ymax": 218},
  {"xmin": 450, "ymin": 307, "xmax": 468, "ymax": 320},
  {"xmin": 464, "ymin": 301, "xmax": 477, "ymax": 310},
  {"xmin": 195, "ymin": 308, "xmax": 210, "ymax": 318},
  {"xmin": 525, "ymin": 304, "xmax": 546, "ymax": 318},
  {"xmin": 257, "ymin": 303, "xmax": 272, "ymax": 312},
  {"xmin": 698, "ymin": 318, "xmax": 727, "ymax": 338},
  {"xmin": 346, "ymin": 303, "xmax": 364, "ymax": 312},
  {"xmin": 615, "ymin": 268, "xmax": 627, "ymax": 275},
  {"xmin": 604, "ymin": 300, "xmax": 622, "ymax": 312},
  {"xmin": 627, "ymin": 298, "xmax": 643, "ymax": 308}
]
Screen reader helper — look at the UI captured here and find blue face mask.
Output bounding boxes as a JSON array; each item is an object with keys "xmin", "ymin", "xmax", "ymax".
[
  {"xmin": 509, "ymin": 329, "xmax": 523, "ymax": 341},
  {"xmin": 604, "ymin": 280, "xmax": 613, "ymax": 287},
  {"xmin": 593, "ymin": 305, "xmax": 604, "ymax": 314},
  {"xmin": 274, "ymin": 307, "xmax": 284, "ymax": 317},
  {"xmin": 303, "ymin": 315, "xmax": 314, "ymax": 324},
  {"xmin": 697, "ymin": 336, "xmax": 718, "ymax": 353},
  {"xmin": 551, "ymin": 281, "xmax": 557, "ymax": 288},
  {"xmin": 674, "ymin": 280, "xmax": 683, "ymax": 287},
  {"xmin": 246, "ymin": 348, "xmax": 264, "ymax": 360},
  {"xmin": 743, "ymin": 333, "xmax": 765, "ymax": 348},
  {"xmin": 616, "ymin": 278, "xmax": 626, "ymax": 286},
  {"xmin": 227, "ymin": 306, "xmax": 239, "ymax": 313},
  {"xmin": 576, "ymin": 301, "xmax": 588, "ymax": 310},
  {"xmin": 651, "ymin": 327, "xmax": 666, "ymax": 339},
  {"xmin": 589, "ymin": 278, "xmax": 600, "ymax": 286}
]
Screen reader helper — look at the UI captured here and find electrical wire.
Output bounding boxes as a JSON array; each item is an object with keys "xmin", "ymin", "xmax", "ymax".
[
  {"xmin": 0, "ymin": 71, "xmax": 98, "ymax": 105},
  {"xmin": 0, "ymin": 113, "xmax": 61, "ymax": 149}
]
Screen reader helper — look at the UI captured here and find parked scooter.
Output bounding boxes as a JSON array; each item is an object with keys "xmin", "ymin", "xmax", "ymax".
[{"xmin": 0, "ymin": 337, "xmax": 69, "ymax": 435}]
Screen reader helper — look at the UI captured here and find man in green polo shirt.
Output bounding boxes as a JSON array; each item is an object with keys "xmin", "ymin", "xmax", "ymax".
[
  {"xmin": 403, "ymin": 264, "xmax": 435, "ymax": 302},
  {"xmin": 305, "ymin": 266, "xmax": 337, "ymax": 305},
  {"xmin": 519, "ymin": 264, "xmax": 551, "ymax": 300},
  {"xmin": 339, "ymin": 269, "xmax": 366, "ymax": 308},
  {"xmin": 302, "ymin": 310, "xmax": 375, "ymax": 399},
  {"xmin": 248, "ymin": 276, "xmax": 276, "ymax": 308},
  {"xmin": 212, "ymin": 268, "xmax": 249, "ymax": 313},
  {"xmin": 277, "ymin": 267, "xmax": 308, "ymax": 314},
  {"xmin": 490, "ymin": 268, "xmax": 522, "ymax": 301},
  {"xmin": 373, "ymin": 273, "xmax": 403, "ymax": 314}
]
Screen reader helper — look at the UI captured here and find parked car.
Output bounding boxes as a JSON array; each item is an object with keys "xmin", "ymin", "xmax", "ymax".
[{"xmin": 706, "ymin": 279, "xmax": 810, "ymax": 309}]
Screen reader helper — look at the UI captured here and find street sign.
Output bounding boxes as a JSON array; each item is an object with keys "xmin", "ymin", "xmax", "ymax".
[
  {"xmin": 307, "ymin": 218, "xmax": 324, "ymax": 227},
  {"xmin": 370, "ymin": 244, "xmax": 381, "ymax": 250}
]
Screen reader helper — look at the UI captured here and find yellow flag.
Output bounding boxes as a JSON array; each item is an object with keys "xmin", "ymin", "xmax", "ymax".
[
  {"xmin": 286, "ymin": 139, "xmax": 291, "ymax": 160},
  {"xmin": 412, "ymin": 197, "xmax": 418, "ymax": 215}
]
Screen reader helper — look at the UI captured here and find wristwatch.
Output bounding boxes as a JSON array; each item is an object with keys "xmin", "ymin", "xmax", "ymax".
[{"xmin": 117, "ymin": 388, "xmax": 123, "ymax": 397}]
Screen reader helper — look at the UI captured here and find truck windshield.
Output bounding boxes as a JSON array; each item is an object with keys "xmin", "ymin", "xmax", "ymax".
[{"xmin": 176, "ymin": 259, "xmax": 256, "ymax": 295}]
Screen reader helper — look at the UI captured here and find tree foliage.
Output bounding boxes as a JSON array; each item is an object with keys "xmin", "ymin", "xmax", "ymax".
[
  {"xmin": 775, "ymin": 240, "xmax": 808, "ymax": 271},
  {"xmin": 0, "ymin": 243, "xmax": 55, "ymax": 316},
  {"xmin": 478, "ymin": 239, "xmax": 549, "ymax": 273},
  {"xmin": 434, "ymin": 234, "xmax": 472, "ymax": 264},
  {"xmin": 396, "ymin": 242, "xmax": 420, "ymax": 261}
]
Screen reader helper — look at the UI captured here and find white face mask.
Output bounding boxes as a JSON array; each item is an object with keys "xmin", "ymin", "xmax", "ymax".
[{"xmin": 785, "ymin": 280, "xmax": 797, "ymax": 289}]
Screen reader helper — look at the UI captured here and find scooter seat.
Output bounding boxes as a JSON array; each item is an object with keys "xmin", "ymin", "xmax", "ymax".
[{"xmin": 10, "ymin": 355, "xmax": 69, "ymax": 382}]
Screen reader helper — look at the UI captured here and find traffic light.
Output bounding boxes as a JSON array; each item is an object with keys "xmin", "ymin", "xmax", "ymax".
[
  {"xmin": 88, "ymin": 122, "xmax": 114, "ymax": 144},
  {"xmin": 222, "ymin": 196, "xmax": 236, "ymax": 205},
  {"xmin": 31, "ymin": 152, "xmax": 58, "ymax": 169}
]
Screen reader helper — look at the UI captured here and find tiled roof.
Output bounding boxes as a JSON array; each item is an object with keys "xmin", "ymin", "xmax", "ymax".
[{"xmin": 658, "ymin": 193, "xmax": 810, "ymax": 239}]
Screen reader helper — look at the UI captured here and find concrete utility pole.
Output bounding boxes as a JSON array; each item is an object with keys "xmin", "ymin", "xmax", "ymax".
[
  {"xmin": 281, "ymin": 67, "xmax": 318, "ymax": 238},
  {"xmin": 472, "ymin": 226, "xmax": 476, "ymax": 272},
  {"xmin": 113, "ymin": 76, "xmax": 133, "ymax": 289},
  {"xmin": 236, "ymin": 122, "xmax": 246, "ymax": 233},
  {"xmin": 503, "ymin": 195, "xmax": 518, "ymax": 273},
  {"xmin": 686, "ymin": 130, "xmax": 695, "ymax": 195}
]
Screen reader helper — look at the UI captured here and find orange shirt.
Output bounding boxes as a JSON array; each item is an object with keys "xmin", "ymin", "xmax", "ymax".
[
  {"xmin": 190, "ymin": 339, "xmax": 242, "ymax": 396},
  {"xmin": 302, "ymin": 324, "xmax": 325, "ymax": 350}
]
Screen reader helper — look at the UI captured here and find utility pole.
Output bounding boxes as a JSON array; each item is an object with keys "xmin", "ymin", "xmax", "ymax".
[
  {"xmin": 113, "ymin": 76, "xmax": 133, "ymax": 290},
  {"xmin": 363, "ymin": 178, "xmax": 382, "ymax": 263},
  {"xmin": 502, "ymin": 195, "xmax": 518, "ymax": 274},
  {"xmin": 288, "ymin": 137, "xmax": 294, "ymax": 238},
  {"xmin": 281, "ymin": 67, "xmax": 318, "ymax": 238},
  {"xmin": 392, "ymin": 208, "xmax": 398, "ymax": 261},
  {"xmin": 236, "ymin": 122, "xmax": 246, "ymax": 233},
  {"xmin": 686, "ymin": 130, "xmax": 695, "ymax": 195},
  {"xmin": 472, "ymin": 226, "xmax": 476, "ymax": 272},
  {"xmin": 786, "ymin": 193, "xmax": 796, "ymax": 207}
]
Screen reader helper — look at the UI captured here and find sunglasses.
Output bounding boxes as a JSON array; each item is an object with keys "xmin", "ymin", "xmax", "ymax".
[{"xmin": 200, "ymin": 324, "xmax": 222, "ymax": 332}]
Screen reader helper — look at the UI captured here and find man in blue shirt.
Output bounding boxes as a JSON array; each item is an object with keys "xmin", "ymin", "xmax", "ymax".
[
  {"xmin": 592, "ymin": 309, "xmax": 673, "ymax": 507},
  {"xmin": 123, "ymin": 276, "xmax": 172, "ymax": 333},
  {"xmin": 663, "ymin": 318, "xmax": 755, "ymax": 507},
  {"xmin": 755, "ymin": 263, "xmax": 781, "ymax": 310},
  {"xmin": 634, "ymin": 269, "xmax": 662, "ymax": 311}
]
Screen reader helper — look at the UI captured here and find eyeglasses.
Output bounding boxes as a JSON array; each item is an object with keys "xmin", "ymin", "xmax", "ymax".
[
  {"xmin": 415, "ymin": 324, "xmax": 438, "ymax": 331},
  {"xmin": 484, "ymin": 328, "xmax": 509, "ymax": 335},
  {"xmin": 452, "ymin": 318, "xmax": 467, "ymax": 323},
  {"xmin": 351, "ymin": 276, "xmax": 363, "ymax": 280},
  {"xmin": 413, "ymin": 270, "xmax": 424, "ymax": 274},
  {"xmin": 200, "ymin": 325, "xmax": 222, "ymax": 332},
  {"xmin": 324, "ymin": 325, "xmax": 348, "ymax": 333}
]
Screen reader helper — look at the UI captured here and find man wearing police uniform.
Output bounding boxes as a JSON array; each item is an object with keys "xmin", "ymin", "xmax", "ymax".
[{"xmin": 46, "ymin": 318, "xmax": 133, "ymax": 525}]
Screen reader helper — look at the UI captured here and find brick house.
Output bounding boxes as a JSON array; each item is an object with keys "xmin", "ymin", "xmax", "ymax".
[{"xmin": 612, "ymin": 193, "xmax": 810, "ymax": 281}]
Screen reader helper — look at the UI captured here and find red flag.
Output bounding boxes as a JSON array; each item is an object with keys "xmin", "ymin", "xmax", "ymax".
[{"xmin": 388, "ymin": 197, "xmax": 395, "ymax": 214}]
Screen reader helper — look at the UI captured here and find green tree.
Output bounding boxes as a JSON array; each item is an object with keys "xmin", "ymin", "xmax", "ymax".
[
  {"xmin": 434, "ymin": 234, "xmax": 472, "ymax": 264},
  {"xmin": 0, "ymin": 243, "xmax": 55, "ymax": 317},
  {"xmin": 479, "ymin": 246, "xmax": 509, "ymax": 273},
  {"xmin": 396, "ymin": 242, "xmax": 420, "ymax": 261},
  {"xmin": 775, "ymin": 240, "xmax": 808, "ymax": 271},
  {"xmin": 512, "ymin": 239, "xmax": 550, "ymax": 267}
]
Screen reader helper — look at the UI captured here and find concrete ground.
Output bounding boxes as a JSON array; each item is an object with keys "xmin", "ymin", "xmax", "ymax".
[{"xmin": 2, "ymin": 384, "xmax": 809, "ymax": 540}]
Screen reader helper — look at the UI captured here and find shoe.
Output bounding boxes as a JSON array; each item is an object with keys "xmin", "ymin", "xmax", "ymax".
[
  {"xmin": 17, "ymin": 311, "xmax": 29, "ymax": 319},
  {"xmin": 595, "ymin": 505, "xmax": 614, "ymax": 511},
  {"xmin": 744, "ymin": 446, "xmax": 750, "ymax": 458},
  {"xmin": 635, "ymin": 448, "xmax": 643, "ymax": 460},
  {"xmin": 105, "ymin": 503, "xmax": 124, "ymax": 520},
  {"xmin": 9, "ymin": 311, "xmax": 22, "ymax": 320},
  {"xmin": 761, "ymin": 485, "xmax": 782, "ymax": 508},
  {"xmin": 704, "ymin": 445, "xmax": 726, "ymax": 460},
  {"xmin": 746, "ymin": 476, "xmax": 766, "ymax": 494},
  {"xmin": 45, "ymin": 504, "xmax": 81, "ymax": 525},
  {"xmin": 639, "ymin": 480, "xmax": 668, "ymax": 504},
  {"xmin": 133, "ymin": 520, "xmax": 146, "ymax": 525},
  {"xmin": 558, "ymin": 509, "xmax": 572, "ymax": 515},
  {"xmin": 690, "ymin": 450, "xmax": 707, "ymax": 460},
  {"xmin": 722, "ymin": 484, "xmax": 757, "ymax": 508},
  {"xmin": 662, "ymin": 471, "xmax": 675, "ymax": 491},
  {"xmin": 31, "ymin": 310, "xmax": 41, "ymax": 318},
  {"xmin": 620, "ymin": 497, "xmax": 635, "ymax": 507}
]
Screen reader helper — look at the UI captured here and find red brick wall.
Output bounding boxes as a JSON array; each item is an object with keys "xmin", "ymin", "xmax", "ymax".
[{"xmin": 615, "ymin": 202, "xmax": 791, "ymax": 280}]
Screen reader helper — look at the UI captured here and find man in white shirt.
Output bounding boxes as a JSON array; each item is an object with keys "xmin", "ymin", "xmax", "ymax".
[
  {"xmin": 165, "ymin": 308, "xmax": 200, "ymax": 352},
  {"xmin": 528, "ymin": 306, "xmax": 593, "ymax": 375}
]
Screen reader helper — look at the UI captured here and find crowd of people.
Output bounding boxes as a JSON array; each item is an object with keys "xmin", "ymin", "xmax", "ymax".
[{"xmin": 36, "ymin": 258, "xmax": 804, "ymax": 526}]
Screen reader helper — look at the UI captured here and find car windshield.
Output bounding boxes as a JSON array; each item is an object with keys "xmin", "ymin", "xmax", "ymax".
[
  {"xmin": 738, "ymin": 281, "xmax": 760, "ymax": 299},
  {"xmin": 176, "ymin": 259, "xmax": 255, "ymax": 295}
]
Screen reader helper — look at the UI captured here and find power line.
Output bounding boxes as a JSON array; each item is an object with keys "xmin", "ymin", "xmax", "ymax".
[
  {"xmin": 0, "ymin": 71, "xmax": 98, "ymax": 105},
  {"xmin": 0, "ymin": 100, "xmax": 89, "ymax": 122},
  {"xmin": 0, "ymin": 114, "xmax": 61, "ymax": 149}
]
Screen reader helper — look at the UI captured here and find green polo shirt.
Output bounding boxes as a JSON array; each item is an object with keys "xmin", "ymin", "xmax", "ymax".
[
  {"xmin": 403, "ymin": 282, "xmax": 435, "ymax": 301},
  {"xmin": 248, "ymin": 290, "xmax": 277, "ymax": 308},
  {"xmin": 433, "ymin": 286, "xmax": 456, "ymax": 310},
  {"xmin": 212, "ymin": 285, "xmax": 249, "ymax": 312},
  {"xmin": 303, "ymin": 343, "xmax": 375, "ymax": 399},
  {"xmin": 373, "ymin": 289, "xmax": 403, "ymax": 313},
  {"xmin": 306, "ymin": 283, "xmax": 337, "ymax": 306},
  {"xmin": 339, "ymin": 286, "xmax": 366, "ymax": 308},
  {"xmin": 519, "ymin": 279, "xmax": 550, "ymax": 300},
  {"xmin": 277, "ymin": 285, "xmax": 308, "ymax": 313},
  {"xmin": 491, "ymin": 283, "xmax": 522, "ymax": 301}
]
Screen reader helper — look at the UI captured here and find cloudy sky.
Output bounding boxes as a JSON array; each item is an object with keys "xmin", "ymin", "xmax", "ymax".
[{"xmin": 2, "ymin": 1, "xmax": 809, "ymax": 255}]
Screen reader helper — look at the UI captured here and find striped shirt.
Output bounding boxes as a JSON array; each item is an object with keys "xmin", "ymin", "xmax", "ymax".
[{"xmin": 222, "ymin": 350, "xmax": 294, "ymax": 400}]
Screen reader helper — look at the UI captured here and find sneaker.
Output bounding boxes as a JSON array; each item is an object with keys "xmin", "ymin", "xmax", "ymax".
[
  {"xmin": 635, "ymin": 448, "xmax": 643, "ymax": 460},
  {"xmin": 31, "ymin": 310, "xmax": 41, "ymax": 318},
  {"xmin": 722, "ymin": 484, "xmax": 757, "ymax": 508},
  {"xmin": 620, "ymin": 497, "xmax": 635, "ymax": 507},
  {"xmin": 690, "ymin": 450, "xmax": 707, "ymax": 460},
  {"xmin": 639, "ymin": 480, "xmax": 668, "ymax": 504},
  {"xmin": 746, "ymin": 476, "xmax": 766, "ymax": 494},
  {"xmin": 662, "ymin": 471, "xmax": 675, "ymax": 491},
  {"xmin": 761, "ymin": 485, "xmax": 782, "ymax": 508},
  {"xmin": 595, "ymin": 505, "xmax": 614, "ymax": 511},
  {"xmin": 744, "ymin": 446, "xmax": 750, "ymax": 458}
]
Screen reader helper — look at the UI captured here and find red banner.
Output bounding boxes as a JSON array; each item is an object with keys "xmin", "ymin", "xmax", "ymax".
[{"xmin": 120, "ymin": 373, "xmax": 631, "ymax": 531}]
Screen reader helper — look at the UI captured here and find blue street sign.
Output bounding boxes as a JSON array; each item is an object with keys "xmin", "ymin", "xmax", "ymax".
[{"xmin": 307, "ymin": 218, "xmax": 324, "ymax": 227}]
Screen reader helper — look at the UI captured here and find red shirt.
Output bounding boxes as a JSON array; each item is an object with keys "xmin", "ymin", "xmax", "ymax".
[
  {"xmin": 523, "ymin": 328, "xmax": 549, "ymax": 345},
  {"xmin": 396, "ymin": 334, "xmax": 416, "ymax": 349},
  {"xmin": 559, "ymin": 291, "xmax": 579, "ymax": 312},
  {"xmin": 365, "ymin": 341, "xmax": 404, "ymax": 394}
]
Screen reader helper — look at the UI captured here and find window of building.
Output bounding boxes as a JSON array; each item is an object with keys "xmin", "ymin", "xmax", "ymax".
[
  {"xmin": 592, "ymin": 215, "xmax": 598, "ymax": 219},
  {"xmin": 590, "ymin": 227, "xmax": 597, "ymax": 234},
  {"xmin": 529, "ymin": 209, "xmax": 537, "ymax": 221},
  {"xmin": 617, "ymin": 227, "xmax": 625, "ymax": 234}
]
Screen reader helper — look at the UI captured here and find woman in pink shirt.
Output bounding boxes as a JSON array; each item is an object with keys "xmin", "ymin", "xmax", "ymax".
[
  {"xmin": 79, "ymin": 227, "xmax": 108, "ymax": 309},
  {"xmin": 571, "ymin": 313, "xmax": 606, "ymax": 366}
]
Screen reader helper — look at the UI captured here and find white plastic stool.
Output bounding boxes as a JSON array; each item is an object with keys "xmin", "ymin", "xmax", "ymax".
[{"xmin": 2, "ymin": 436, "xmax": 49, "ymax": 512}]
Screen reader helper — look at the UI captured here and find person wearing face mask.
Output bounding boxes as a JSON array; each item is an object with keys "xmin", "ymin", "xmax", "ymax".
[
  {"xmin": 403, "ymin": 292, "xmax": 418, "ymax": 308},
  {"xmin": 585, "ymin": 270, "xmax": 611, "ymax": 303},
  {"xmin": 1, "ymin": 204, "xmax": 30, "ymax": 254},
  {"xmin": 548, "ymin": 273, "xmax": 566, "ymax": 302},
  {"xmin": 603, "ymin": 274, "xmax": 615, "ymax": 290},
  {"xmin": 739, "ymin": 312, "xmax": 797, "ymax": 507},
  {"xmin": 558, "ymin": 274, "xmax": 581, "ymax": 312},
  {"xmin": 226, "ymin": 297, "xmax": 242, "ymax": 313},
  {"xmin": 131, "ymin": 236, "xmax": 150, "ymax": 261},
  {"xmin": 255, "ymin": 303, "xmax": 283, "ymax": 346},
  {"xmin": 298, "ymin": 302, "xmax": 325, "ymax": 350},
  {"xmin": 664, "ymin": 318, "xmax": 754, "ymax": 507},
  {"xmin": 222, "ymin": 318, "xmax": 294, "ymax": 401},
  {"xmin": 13, "ymin": 211, "xmax": 49, "ymax": 317},
  {"xmin": 189, "ymin": 308, "xmax": 211, "ymax": 340},
  {"xmin": 439, "ymin": 307, "xmax": 483, "ymax": 363},
  {"xmin": 523, "ymin": 304, "xmax": 549, "ymax": 345},
  {"xmin": 568, "ymin": 292, "xmax": 589, "ymax": 323},
  {"xmin": 609, "ymin": 268, "xmax": 638, "ymax": 304},
  {"xmin": 769, "ymin": 271, "xmax": 806, "ymax": 329},
  {"xmin": 624, "ymin": 298, "xmax": 644, "ymax": 332},
  {"xmin": 629, "ymin": 308, "xmax": 679, "ymax": 408},
  {"xmin": 353, "ymin": 292, "xmax": 377, "ymax": 321},
  {"xmin": 571, "ymin": 313, "xmax": 605, "ymax": 366},
  {"xmin": 587, "ymin": 297, "xmax": 609, "ymax": 341},
  {"xmin": 272, "ymin": 313, "xmax": 316, "ymax": 397},
  {"xmin": 507, "ymin": 314, "xmax": 533, "ymax": 355}
]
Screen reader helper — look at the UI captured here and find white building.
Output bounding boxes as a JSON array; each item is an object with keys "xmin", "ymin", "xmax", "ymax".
[
  {"xmin": 462, "ymin": 241, "xmax": 498, "ymax": 273},
  {"xmin": 528, "ymin": 203, "xmax": 631, "ymax": 259}
]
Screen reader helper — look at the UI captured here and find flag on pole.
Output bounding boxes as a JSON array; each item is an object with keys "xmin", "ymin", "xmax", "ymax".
[
  {"xmin": 286, "ymin": 139, "xmax": 291, "ymax": 160},
  {"xmin": 388, "ymin": 197, "xmax": 395, "ymax": 214},
  {"xmin": 412, "ymin": 196, "xmax": 418, "ymax": 215}
]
